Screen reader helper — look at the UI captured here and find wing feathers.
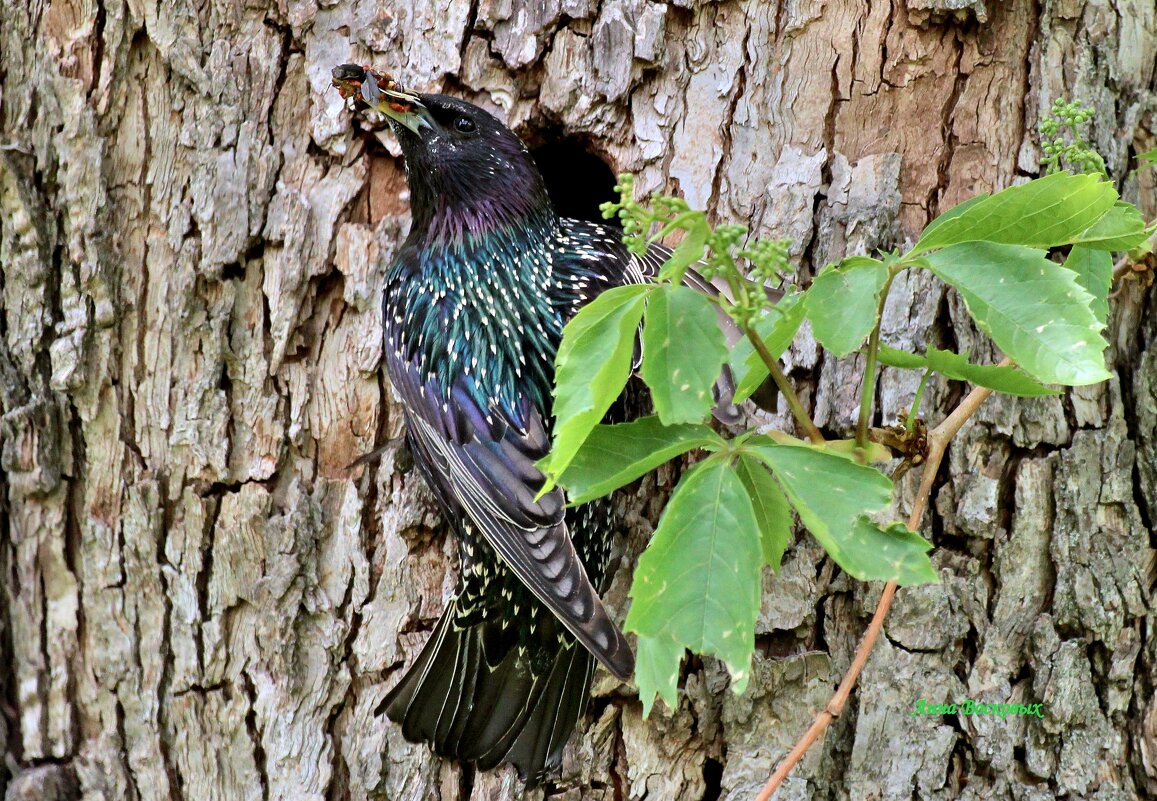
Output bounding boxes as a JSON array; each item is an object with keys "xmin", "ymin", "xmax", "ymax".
[{"xmin": 409, "ymin": 412, "xmax": 634, "ymax": 680}]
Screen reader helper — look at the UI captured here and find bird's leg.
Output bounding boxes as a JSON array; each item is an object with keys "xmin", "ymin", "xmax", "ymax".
[{"xmin": 345, "ymin": 434, "xmax": 411, "ymax": 472}]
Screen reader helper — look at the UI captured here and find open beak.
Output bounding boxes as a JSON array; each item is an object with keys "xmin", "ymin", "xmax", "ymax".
[{"xmin": 331, "ymin": 65, "xmax": 434, "ymax": 137}]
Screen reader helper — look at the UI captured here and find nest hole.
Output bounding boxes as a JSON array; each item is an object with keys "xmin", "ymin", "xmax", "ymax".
[{"xmin": 531, "ymin": 136, "xmax": 619, "ymax": 226}]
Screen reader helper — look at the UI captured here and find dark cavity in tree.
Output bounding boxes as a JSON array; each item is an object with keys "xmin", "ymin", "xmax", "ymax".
[
  {"xmin": 702, "ymin": 756, "xmax": 724, "ymax": 801},
  {"xmin": 531, "ymin": 135, "xmax": 619, "ymax": 227}
]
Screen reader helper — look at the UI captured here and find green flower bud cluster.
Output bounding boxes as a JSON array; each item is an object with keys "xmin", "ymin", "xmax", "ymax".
[
  {"xmin": 601, "ymin": 177, "xmax": 704, "ymax": 258},
  {"xmin": 1040, "ymin": 98, "xmax": 1106, "ymax": 177},
  {"xmin": 702, "ymin": 224, "xmax": 747, "ymax": 280},
  {"xmin": 601, "ymin": 175, "xmax": 647, "ymax": 254},
  {"xmin": 742, "ymin": 237, "xmax": 792, "ymax": 285},
  {"xmin": 603, "ymin": 174, "xmax": 797, "ymax": 328}
]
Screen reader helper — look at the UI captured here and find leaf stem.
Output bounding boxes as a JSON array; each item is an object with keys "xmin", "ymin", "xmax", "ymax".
[
  {"xmin": 855, "ymin": 272, "xmax": 897, "ymax": 450},
  {"xmin": 651, "ymin": 211, "xmax": 703, "ymax": 245},
  {"xmin": 753, "ymin": 363, "xmax": 1005, "ymax": 801},
  {"xmin": 744, "ymin": 326, "xmax": 824, "ymax": 444},
  {"xmin": 906, "ymin": 368, "xmax": 934, "ymax": 431},
  {"xmin": 1106, "ymin": 221, "xmax": 1157, "ymax": 294}
]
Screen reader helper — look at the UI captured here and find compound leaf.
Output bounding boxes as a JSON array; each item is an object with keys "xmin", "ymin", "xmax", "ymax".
[
  {"xmin": 735, "ymin": 455, "xmax": 793, "ymax": 571},
  {"xmin": 556, "ymin": 417, "xmax": 723, "ymax": 504},
  {"xmin": 804, "ymin": 257, "xmax": 890, "ymax": 357},
  {"xmin": 914, "ymin": 172, "xmax": 1117, "ymax": 253},
  {"xmin": 747, "ymin": 440, "xmax": 936, "ymax": 585},
  {"xmin": 1072, "ymin": 202, "xmax": 1149, "ymax": 251},
  {"xmin": 876, "ymin": 345, "xmax": 1059, "ymax": 397},
  {"xmin": 1063, "ymin": 245, "xmax": 1112, "ymax": 329},
  {"xmin": 541, "ymin": 284, "xmax": 650, "ymax": 483}
]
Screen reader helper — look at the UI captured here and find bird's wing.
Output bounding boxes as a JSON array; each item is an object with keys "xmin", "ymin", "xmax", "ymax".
[{"xmin": 390, "ymin": 360, "xmax": 635, "ymax": 680}]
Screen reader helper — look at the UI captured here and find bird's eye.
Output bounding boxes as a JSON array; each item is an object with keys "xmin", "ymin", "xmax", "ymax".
[{"xmin": 454, "ymin": 115, "xmax": 476, "ymax": 133}]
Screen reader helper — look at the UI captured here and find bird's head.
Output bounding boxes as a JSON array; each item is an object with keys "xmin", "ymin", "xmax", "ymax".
[{"xmin": 333, "ymin": 65, "xmax": 551, "ymax": 245}]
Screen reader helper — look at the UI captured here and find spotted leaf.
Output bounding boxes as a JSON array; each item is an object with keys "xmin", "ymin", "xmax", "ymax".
[
  {"xmin": 746, "ymin": 439, "xmax": 936, "ymax": 586},
  {"xmin": 922, "ymin": 242, "xmax": 1110, "ymax": 385},
  {"xmin": 641, "ymin": 285, "xmax": 730, "ymax": 425},
  {"xmin": 627, "ymin": 458, "xmax": 762, "ymax": 714}
]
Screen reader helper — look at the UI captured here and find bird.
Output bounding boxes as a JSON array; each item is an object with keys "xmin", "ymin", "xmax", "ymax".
[{"xmin": 331, "ymin": 64, "xmax": 738, "ymax": 784}]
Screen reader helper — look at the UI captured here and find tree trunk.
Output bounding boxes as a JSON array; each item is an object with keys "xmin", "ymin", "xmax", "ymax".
[{"xmin": 2, "ymin": 1, "xmax": 1155, "ymax": 799}]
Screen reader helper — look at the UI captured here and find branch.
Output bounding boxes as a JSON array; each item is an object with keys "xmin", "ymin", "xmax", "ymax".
[
  {"xmin": 754, "ymin": 365, "xmax": 1004, "ymax": 800},
  {"xmin": 1108, "ymin": 230, "xmax": 1156, "ymax": 293}
]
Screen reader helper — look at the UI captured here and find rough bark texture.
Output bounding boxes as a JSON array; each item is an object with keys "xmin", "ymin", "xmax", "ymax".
[{"xmin": 2, "ymin": 1, "xmax": 1155, "ymax": 800}]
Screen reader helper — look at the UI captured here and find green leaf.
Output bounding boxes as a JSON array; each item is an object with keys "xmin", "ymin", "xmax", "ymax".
[
  {"xmin": 1072, "ymin": 202, "xmax": 1150, "ymax": 251},
  {"xmin": 658, "ymin": 222, "xmax": 709, "ymax": 282},
  {"xmin": 841, "ymin": 519, "xmax": 939, "ymax": 584},
  {"xmin": 555, "ymin": 417, "xmax": 724, "ymax": 505},
  {"xmin": 748, "ymin": 440, "xmax": 891, "ymax": 526},
  {"xmin": 540, "ymin": 284, "xmax": 650, "ymax": 482},
  {"xmin": 747, "ymin": 441, "xmax": 936, "ymax": 584},
  {"xmin": 875, "ymin": 345, "xmax": 928, "ymax": 369},
  {"xmin": 1138, "ymin": 148, "xmax": 1157, "ymax": 165},
  {"xmin": 730, "ymin": 292, "xmax": 805, "ymax": 404},
  {"xmin": 642, "ymin": 285, "xmax": 730, "ymax": 425},
  {"xmin": 926, "ymin": 347, "xmax": 1058, "ymax": 397},
  {"xmin": 913, "ymin": 172, "xmax": 1118, "ymax": 253},
  {"xmin": 1063, "ymin": 245, "xmax": 1111, "ymax": 328},
  {"xmin": 922, "ymin": 242, "xmax": 1110, "ymax": 385},
  {"xmin": 735, "ymin": 455, "xmax": 793, "ymax": 571},
  {"xmin": 876, "ymin": 345, "xmax": 1059, "ymax": 397},
  {"xmin": 803, "ymin": 256, "xmax": 890, "ymax": 356},
  {"xmin": 627, "ymin": 458, "xmax": 762, "ymax": 713},
  {"xmin": 634, "ymin": 634, "xmax": 685, "ymax": 716},
  {"xmin": 918, "ymin": 193, "xmax": 990, "ymax": 244}
]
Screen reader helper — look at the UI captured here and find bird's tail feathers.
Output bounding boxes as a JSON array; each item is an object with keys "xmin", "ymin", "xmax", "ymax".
[{"xmin": 379, "ymin": 600, "xmax": 595, "ymax": 785}]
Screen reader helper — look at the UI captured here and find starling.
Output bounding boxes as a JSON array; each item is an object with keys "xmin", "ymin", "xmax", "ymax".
[{"xmin": 334, "ymin": 65, "xmax": 719, "ymax": 782}]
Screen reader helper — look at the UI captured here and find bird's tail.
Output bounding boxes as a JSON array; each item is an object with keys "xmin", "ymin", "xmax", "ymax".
[{"xmin": 379, "ymin": 600, "xmax": 595, "ymax": 785}]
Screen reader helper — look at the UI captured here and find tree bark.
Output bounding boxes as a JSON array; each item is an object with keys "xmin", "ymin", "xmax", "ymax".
[{"xmin": 2, "ymin": 1, "xmax": 1155, "ymax": 800}]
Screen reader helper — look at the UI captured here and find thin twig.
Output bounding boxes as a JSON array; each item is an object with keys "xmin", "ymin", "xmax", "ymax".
[
  {"xmin": 745, "ymin": 326, "xmax": 824, "ymax": 444},
  {"xmin": 1109, "ymin": 229, "xmax": 1156, "ymax": 287},
  {"xmin": 754, "ymin": 364, "xmax": 1005, "ymax": 800},
  {"xmin": 1112, "ymin": 253, "xmax": 1132, "ymax": 280}
]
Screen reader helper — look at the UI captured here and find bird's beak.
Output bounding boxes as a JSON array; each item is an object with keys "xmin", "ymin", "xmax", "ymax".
[
  {"xmin": 332, "ymin": 65, "xmax": 436, "ymax": 137},
  {"xmin": 358, "ymin": 71, "xmax": 435, "ymax": 137}
]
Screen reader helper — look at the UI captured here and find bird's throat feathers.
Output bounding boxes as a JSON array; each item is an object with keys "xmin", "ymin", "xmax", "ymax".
[
  {"xmin": 386, "ymin": 96, "xmax": 570, "ymax": 421},
  {"xmin": 403, "ymin": 141, "xmax": 553, "ymax": 249},
  {"xmin": 424, "ymin": 189, "xmax": 552, "ymax": 248}
]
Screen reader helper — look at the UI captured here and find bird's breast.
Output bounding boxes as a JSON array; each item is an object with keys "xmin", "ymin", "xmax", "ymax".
[{"xmin": 385, "ymin": 260, "xmax": 563, "ymax": 426}]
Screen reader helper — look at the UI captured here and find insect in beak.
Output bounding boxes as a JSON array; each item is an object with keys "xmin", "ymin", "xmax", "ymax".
[{"xmin": 331, "ymin": 64, "xmax": 434, "ymax": 137}]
